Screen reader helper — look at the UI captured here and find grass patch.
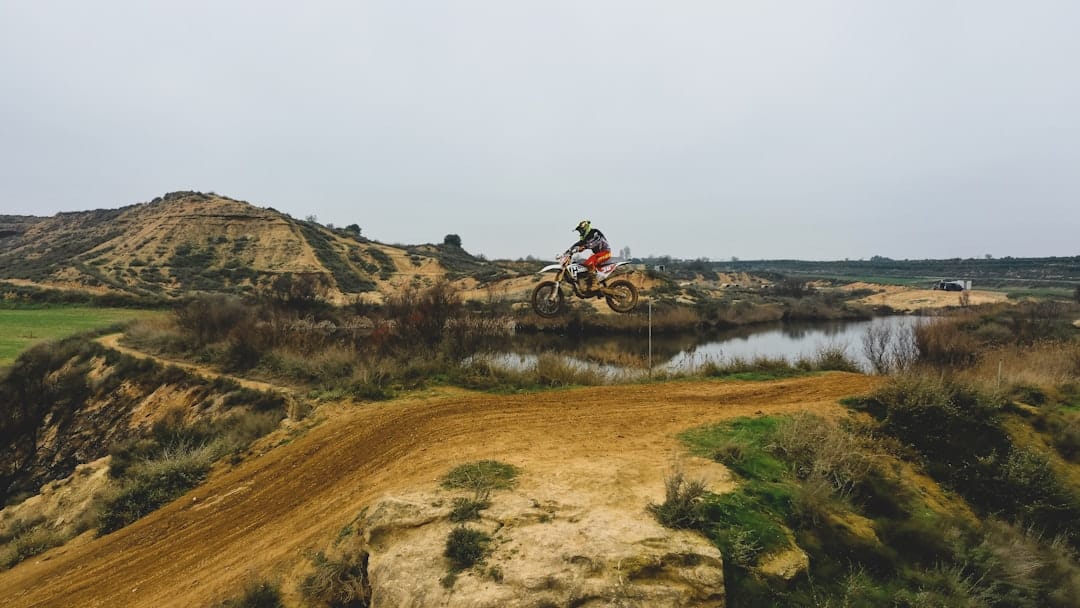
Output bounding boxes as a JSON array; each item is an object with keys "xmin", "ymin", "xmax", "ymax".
[
  {"xmin": 441, "ymin": 460, "xmax": 520, "ymax": 492},
  {"xmin": 657, "ymin": 417, "xmax": 801, "ymax": 571},
  {"xmin": 701, "ymin": 487, "xmax": 792, "ymax": 561},
  {"xmin": 679, "ymin": 417, "xmax": 788, "ymax": 482},
  {"xmin": 98, "ymin": 442, "xmax": 215, "ymax": 534},
  {"xmin": 0, "ymin": 306, "xmax": 163, "ymax": 365},
  {"xmin": 0, "ymin": 521, "xmax": 70, "ymax": 570}
]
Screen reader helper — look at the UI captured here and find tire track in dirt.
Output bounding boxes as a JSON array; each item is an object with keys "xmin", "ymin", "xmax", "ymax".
[{"xmin": 0, "ymin": 351, "xmax": 880, "ymax": 606}]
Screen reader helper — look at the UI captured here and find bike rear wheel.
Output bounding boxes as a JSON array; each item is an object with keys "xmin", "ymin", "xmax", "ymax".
[
  {"xmin": 531, "ymin": 281, "xmax": 564, "ymax": 318},
  {"xmin": 604, "ymin": 279, "xmax": 638, "ymax": 313}
]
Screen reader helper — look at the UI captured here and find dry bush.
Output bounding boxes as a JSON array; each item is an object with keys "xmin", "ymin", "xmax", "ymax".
[
  {"xmin": 534, "ymin": 353, "xmax": 609, "ymax": 387},
  {"xmin": 384, "ymin": 279, "xmax": 462, "ymax": 350},
  {"xmin": 98, "ymin": 440, "xmax": 217, "ymax": 533},
  {"xmin": 958, "ymin": 341, "xmax": 1080, "ymax": 390},
  {"xmin": 301, "ymin": 550, "xmax": 371, "ymax": 607},
  {"xmin": 769, "ymin": 413, "xmax": 877, "ymax": 498},
  {"xmin": 441, "ymin": 315, "xmax": 512, "ymax": 360},
  {"xmin": 696, "ymin": 354, "xmax": 793, "ymax": 378},
  {"xmin": 0, "ymin": 518, "xmax": 69, "ymax": 570},
  {"xmin": 650, "ymin": 306, "xmax": 703, "ymax": 331},
  {"xmin": 862, "ymin": 323, "xmax": 919, "ymax": 375},
  {"xmin": 962, "ymin": 519, "xmax": 1080, "ymax": 608},
  {"xmin": 175, "ymin": 295, "xmax": 252, "ymax": 347},
  {"xmin": 712, "ymin": 302, "xmax": 785, "ymax": 325},
  {"xmin": 260, "ymin": 346, "xmax": 355, "ymax": 385},
  {"xmin": 124, "ymin": 316, "xmax": 189, "ymax": 354},
  {"xmin": 802, "ymin": 342, "xmax": 861, "ymax": 372},
  {"xmin": 648, "ymin": 471, "xmax": 708, "ymax": 530},
  {"xmin": 915, "ymin": 319, "xmax": 981, "ymax": 367}
]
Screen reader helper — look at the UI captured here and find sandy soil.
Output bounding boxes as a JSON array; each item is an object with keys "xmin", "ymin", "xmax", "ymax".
[
  {"xmin": 841, "ymin": 282, "xmax": 1009, "ymax": 312},
  {"xmin": 0, "ymin": 369, "xmax": 879, "ymax": 607}
]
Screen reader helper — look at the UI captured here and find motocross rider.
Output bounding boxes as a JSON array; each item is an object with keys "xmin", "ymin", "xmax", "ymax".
[{"xmin": 571, "ymin": 220, "xmax": 611, "ymax": 291}]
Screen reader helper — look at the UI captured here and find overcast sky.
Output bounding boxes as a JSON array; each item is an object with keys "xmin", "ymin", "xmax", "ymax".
[{"xmin": 1, "ymin": 1, "xmax": 1077, "ymax": 261}]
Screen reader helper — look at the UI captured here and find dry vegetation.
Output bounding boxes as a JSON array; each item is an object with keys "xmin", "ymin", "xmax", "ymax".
[
  {"xmin": 646, "ymin": 300, "xmax": 1080, "ymax": 606},
  {"xmin": 1, "ymin": 258, "xmax": 1077, "ymax": 606}
]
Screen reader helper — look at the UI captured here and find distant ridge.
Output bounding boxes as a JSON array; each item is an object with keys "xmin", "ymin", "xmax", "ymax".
[{"xmin": 0, "ymin": 191, "xmax": 504, "ymax": 302}]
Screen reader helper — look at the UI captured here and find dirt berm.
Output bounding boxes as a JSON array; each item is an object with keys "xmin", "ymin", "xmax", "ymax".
[{"xmin": 0, "ymin": 374, "xmax": 878, "ymax": 607}]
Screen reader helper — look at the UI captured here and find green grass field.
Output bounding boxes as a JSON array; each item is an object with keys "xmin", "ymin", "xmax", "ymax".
[{"xmin": 0, "ymin": 307, "xmax": 164, "ymax": 366}]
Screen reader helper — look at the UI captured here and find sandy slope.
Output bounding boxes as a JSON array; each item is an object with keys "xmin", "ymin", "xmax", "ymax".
[
  {"xmin": 0, "ymin": 373, "xmax": 879, "ymax": 607},
  {"xmin": 841, "ymin": 282, "xmax": 1009, "ymax": 311}
]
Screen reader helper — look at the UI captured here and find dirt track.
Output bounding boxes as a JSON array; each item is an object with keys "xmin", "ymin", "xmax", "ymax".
[{"xmin": 0, "ymin": 372, "xmax": 879, "ymax": 607}]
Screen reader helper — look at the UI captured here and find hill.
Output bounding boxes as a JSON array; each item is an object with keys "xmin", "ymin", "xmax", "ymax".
[{"xmin": 0, "ymin": 191, "xmax": 509, "ymax": 303}]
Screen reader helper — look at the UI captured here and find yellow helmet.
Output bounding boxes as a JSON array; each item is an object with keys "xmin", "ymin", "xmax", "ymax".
[{"xmin": 574, "ymin": 220, "xmax": 591, "ymax": 237}]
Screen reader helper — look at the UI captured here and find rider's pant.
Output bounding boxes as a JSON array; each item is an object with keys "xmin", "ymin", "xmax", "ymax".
[{"xmin": 585, "ymin": 250, "xmax": 611, "ymax": 270}]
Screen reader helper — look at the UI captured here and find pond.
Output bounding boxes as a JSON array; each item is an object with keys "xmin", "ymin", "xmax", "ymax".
[
  {"xmin": 662, "ymin": 315, "xmax": 927, "ymax": 373},
  {"xmin": 488, "ymin": 315, "xmax": 928, "ymax": 374}
]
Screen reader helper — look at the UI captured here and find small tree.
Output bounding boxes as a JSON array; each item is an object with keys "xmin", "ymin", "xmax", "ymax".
[
  {"xmin": 444, "ymin": 234, "xmax": 462, "ymax": 248},
  {"xmin": 344, "ymin": 223, "xmax": 361, "ymax": 236}
]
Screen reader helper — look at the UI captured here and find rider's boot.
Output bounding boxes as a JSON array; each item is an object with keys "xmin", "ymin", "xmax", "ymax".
[{"xmin": 584, "ymin": 268, "xmax": 598, "ymax": 294}]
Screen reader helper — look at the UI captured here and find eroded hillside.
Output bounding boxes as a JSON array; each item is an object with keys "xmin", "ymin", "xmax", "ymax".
[{"xmin": 0, "ymin": 191, "xmax": 509, "ymax": 302}]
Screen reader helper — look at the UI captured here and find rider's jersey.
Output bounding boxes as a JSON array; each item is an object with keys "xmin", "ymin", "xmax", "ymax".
[{"xmin": 573, "ymin": 228, "xmax": 609, "ymax": 254}]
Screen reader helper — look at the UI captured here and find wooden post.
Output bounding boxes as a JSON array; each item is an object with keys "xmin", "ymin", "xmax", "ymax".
[{"xmin": 648, "ymin": 299, "xmax": 653, "ymax": 378}]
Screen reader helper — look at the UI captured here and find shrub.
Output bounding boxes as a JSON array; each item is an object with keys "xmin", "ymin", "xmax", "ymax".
[
  {"xmin": 218, "ymin": 580, "xmax": 284, "ymax": 608},
  {"xmin": 98, "ymin": 443, "xmax": 215, "ymax": 534},
  {"xmin": 383, "ymin": 280, "xmax": 462, "ymax": 352},
  {"xmin": 1033, "ymin": 407, "xmax": 1080, "ymax": 462},
  {"xmin": 770, "ymin": 413, "xmax": 878, "ymax": 498},
  {"xmin": 857, "ymin": 375, "xmax": 1006, "ymax": 466},
  {"xmin": 959, "ymin": 520, "xmax": 1080, "ymax": 608},
  {"xmin": 0, "ymin": 523, "xmax": 68, "ymax": 570},
  {"xmin": 773, "ymin": 278, "xmax": 814, "ymax": 298},
  {"xmin": 700, "ymin": 488, "xmax": 791, "ymax": 561},
  {"xmin": 915, "ymin": 319, "xmax": 981, "ymax": 367},
  {"xmin": 300, "ymin": 550, "xmax": 371, "ymax": 608},
  {"xmin": 175, "ymin": 295, "xmax": 251, "ymax": 346},
  {"xmin": 648, "ymin": 472, "xmax": 708, "ymax": 530},
  {"xmin": 449, "ymin": 495, "xmax": 491, "ymax": 523},
  {"xmin": 854, "ymin": 375, "xmax": 1080, "ymax": 543},
  {"xmin": 534, "ymin": 353, "xmax": 608, "ymax": 387},
  {"xmin": 698, "ymin": 355, "xmax": 799, "ymax": 380},
  {"xmin": 806, "ymin": 343, "xmax": 861, "ymax": 372},
  {"xmin": 444, "ymin": 526, "xmax": 490, "ymax": 571},
  {"xmin": 862, "ymin": 323, "xmax": 919, "ymax": 375}
]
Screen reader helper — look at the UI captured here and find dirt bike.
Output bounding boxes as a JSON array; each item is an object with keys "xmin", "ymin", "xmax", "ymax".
[{"xmin": 531, "ymin": 251, "xmax": 638, "ymax": 318}]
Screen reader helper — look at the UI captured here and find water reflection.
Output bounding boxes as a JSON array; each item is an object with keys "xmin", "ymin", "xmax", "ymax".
[{"xmin": 495, "ymin": 316, "xmax": 926, "ymax": 373}]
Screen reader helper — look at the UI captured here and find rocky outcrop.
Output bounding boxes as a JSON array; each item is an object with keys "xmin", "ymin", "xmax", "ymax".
[{"xmin": 342, "ymin": 489, "xmax": 726, "ymax": 607}]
